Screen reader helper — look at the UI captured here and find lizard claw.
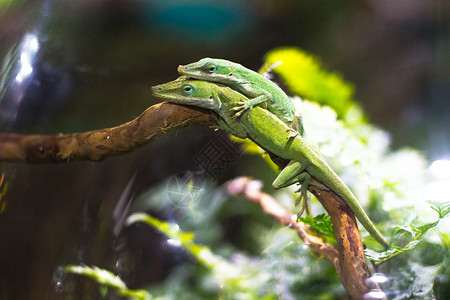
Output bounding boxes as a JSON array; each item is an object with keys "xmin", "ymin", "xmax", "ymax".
[
  {"xmin": 246, "ymin": 106, "xmax": 253, "ymax": 118},
  {"xmin": 287, "ymin": 127, "xmax": 299, "ymax": 139},
  {"xmin": 295, "ymin": 182, "xmax": 311, "ymax": 218},
  {"xmin": 234, "ymin": 110, "xmax": 245, "ymax": 118},
  {"xmin": 295, "ymin": 191, "xmax": 311, "ymax": 218},
  {"xmin": 232, "ymin": 101, "xmax": 253, "ymax": 118}
]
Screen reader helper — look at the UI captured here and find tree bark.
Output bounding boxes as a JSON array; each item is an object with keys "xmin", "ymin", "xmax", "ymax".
[{"xmin": 0, "ymin": 102, "xmax": 214, "ymax": 162}]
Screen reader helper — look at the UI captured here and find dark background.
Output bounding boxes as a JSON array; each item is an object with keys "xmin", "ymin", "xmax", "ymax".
[{"xmin": 0, "ymin": 0, "xmax": 448, "ymax": 298}]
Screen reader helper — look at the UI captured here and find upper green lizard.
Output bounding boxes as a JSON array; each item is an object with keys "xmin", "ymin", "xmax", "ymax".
[
  {"xmin": 178, "ymin": 58, "xmax": 305, "ymax": 138},
  {"xmin": 151, "ymin": 77, "xmax": 390, "ymax": 248}
]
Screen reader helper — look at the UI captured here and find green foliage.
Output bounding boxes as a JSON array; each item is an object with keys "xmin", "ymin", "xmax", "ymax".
[
  {"xmin": 126, "ymin": 213, "xmax": 224, "ymax": 273},
  {"xmin": 263, "ymin": 47, "xmax": 363, "ymax": 124},
  {"xmin": 65, "ymin": 180, "xmax": 448, "ymax": 299},
  {"xmin": 126, "ymin": 212, "xmax": 277, "ymax": 299},
  {"xmin": 386, "ymin": 263, "xmax": 440, "ymax": 300},
  {"xmin": 123, "ymin": 179, "xmax": 344, "ymax": 299},
  {"xmin": 365, "ymin": 201, "xmax": 450, "ymax": 264},
  {"xmin": 63, "ymin": 265, "xmax": 152, "ymax": 300},
  {"xmin": 0, "ymin": 0, "xmax": 23, "ymax": 12},
  {"xmin": 257, "ymin": 47, "xmax": 448, "ymax": 297},
  {"xmin": 299, "ymin": 213, "xmax": 335, "ymax": 243},
  {"xmin": 124, "ymin": 206, "xmax": 343, "ymax": 299},
  {"xmin": 429, "ymin": 200, "xmax": 450, "ymax": 219}
]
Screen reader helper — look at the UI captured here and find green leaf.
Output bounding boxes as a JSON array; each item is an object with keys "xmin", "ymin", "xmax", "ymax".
[
  {"xmin": 366, "ymin": 201, "xmax": 450, "ymax": 264},
  {"xmin": 299, "ymin": 214, "xmax": 335, "ymax": 242},
  {"xmin": 263, "ymin": 47, "xmax": 362, "ymax": 124},
  {"xmin": 427, "ymin": 200, "xmax": 450, "ymax": 218},
  {"xmin": 126, "ymin": 213, "xmax": 272, "ymax": 298},
  {"xmin": 63, "ymin": 265, "xmax": 152, "ymax": 300}
]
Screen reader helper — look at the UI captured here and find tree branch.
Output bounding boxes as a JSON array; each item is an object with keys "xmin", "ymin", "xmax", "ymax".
[
  {"xmin": 226, "ymin": 177, "xmax": 340, "ymax": 265},
  {"xmin": 309, "ymin": 179, "xmax": 384, "ymax": 299},
  {"xmin": 0, "ymin": 102, "xmax": 214, "ymax": 162}
]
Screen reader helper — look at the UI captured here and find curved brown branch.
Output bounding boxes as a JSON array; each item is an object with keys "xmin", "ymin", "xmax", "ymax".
[
  {"xmin": 0, "ymin": 102, "xmax": 215, "ymax": 162},
  {"xmin": 226, "ymin": 176, "xmax": 384, "ymax": 300},
  {"xmin": 309, "ymin": 179, "xmax": 384, "ymax": 299},
  {"xmin": 226, "ymin": 177, "xmax": 339, "ymax": 264}
]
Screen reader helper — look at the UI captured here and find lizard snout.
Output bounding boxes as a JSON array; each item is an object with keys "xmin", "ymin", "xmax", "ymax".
[
  {"xmin": 177, "ymin": 65, "xmax": 185, "ymax": 74},
  {"xmin": 150, "ymin": 85, "xmax": 162, "ymax": 95}
]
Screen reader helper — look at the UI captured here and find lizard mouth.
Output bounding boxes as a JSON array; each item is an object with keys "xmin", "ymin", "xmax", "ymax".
[
  {"xmin": 150, "ymin": 85, "xmax": 163, "ymax": 96},
  {"xmin": 150, "ymin": 85, "xmax": 175, "ymax": 100},
  {"xmin": 177, "ymin": 65, "xmax": 185, "ymax": 74}
]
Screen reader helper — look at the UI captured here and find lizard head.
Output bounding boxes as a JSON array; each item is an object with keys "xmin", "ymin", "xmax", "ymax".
[
  {"xmin": 151, "ymin": 76, "xmax": 222, "ymax": 111},
  {"xmin": 177, "ymin": 58, "xmax": 242, "ymax": 84}
]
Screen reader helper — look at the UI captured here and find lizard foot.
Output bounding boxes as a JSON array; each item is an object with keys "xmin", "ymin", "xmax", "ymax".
[
  {"xmin": 287, "ymin": 127, "xmax": 299, "ymax": 139},
  {"xmin": 295, "ymin": 184, "xmax": 311, "ymax": 218},
  {"xmin": 295, "ymin": 193, "xmax": 311, "ymax": 218},
  {"xmin": 232, "ymin": 103, "xmax": 253, "ymax": 118}
]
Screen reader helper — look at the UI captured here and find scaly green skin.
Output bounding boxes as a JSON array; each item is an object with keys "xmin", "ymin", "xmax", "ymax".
[
  {"xmin": 178, "ymin": 58, "xmax": 305, "ymax": 138},
  {"xmin": 151, "ymin": 78, "xmax": 390, "ymax": 248}
]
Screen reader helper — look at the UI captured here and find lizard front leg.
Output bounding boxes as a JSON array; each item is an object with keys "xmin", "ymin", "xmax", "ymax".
[{"xmin": 231, "ymin": 94, "xmax": 269, "ymax": 117}]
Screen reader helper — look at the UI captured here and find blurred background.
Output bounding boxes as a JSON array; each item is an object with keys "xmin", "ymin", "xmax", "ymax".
[{"xmin": 0, "ymin": 0, "xmax": 448, "ymax": 298}]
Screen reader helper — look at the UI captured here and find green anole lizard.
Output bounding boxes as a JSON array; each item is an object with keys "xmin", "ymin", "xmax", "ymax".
[
  {"xmin": 178, "ymin": 58, "xmax": 305, "ymax": 138},
  {"xmin": 151, "ymin": 77, "xmax": 390, "ymax": 248}
]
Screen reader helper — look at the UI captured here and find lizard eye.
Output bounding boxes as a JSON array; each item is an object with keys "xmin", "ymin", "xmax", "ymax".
[
  {"xmin": 182, "ymin": 85, "xmax": 194, "ymax": 95},
  {"xmin": 206, "ymin": 64, "xmax": 217, "ymax": 73}
]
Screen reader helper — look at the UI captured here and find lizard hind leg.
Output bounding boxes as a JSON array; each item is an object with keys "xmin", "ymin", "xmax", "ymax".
[
  {"xmin": 272, "ymin": 160, "xmax": 316, "ymax": 217},
  {"xmin": 293, "ymin": 175, "xmax": 330, "ymax": 217},
  {"xmin": 272, "ymin": 160, "xmax": 306, "ymax": 190},
  {"xmin": 293, "ymin": 173, "xmax": 313, "ymax": 218},
  {"xmin": 295, "ymin": 181, "xmax": 311, "ymax": 218},
  {"xmin": 294, "ymin": 177, "xmax": 330, "ymax": 218}
]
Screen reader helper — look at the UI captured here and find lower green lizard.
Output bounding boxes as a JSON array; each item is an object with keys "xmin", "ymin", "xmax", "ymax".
[{"xmin": 151, "ymin": 77, "xmax": 390, "ymax": 248}]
